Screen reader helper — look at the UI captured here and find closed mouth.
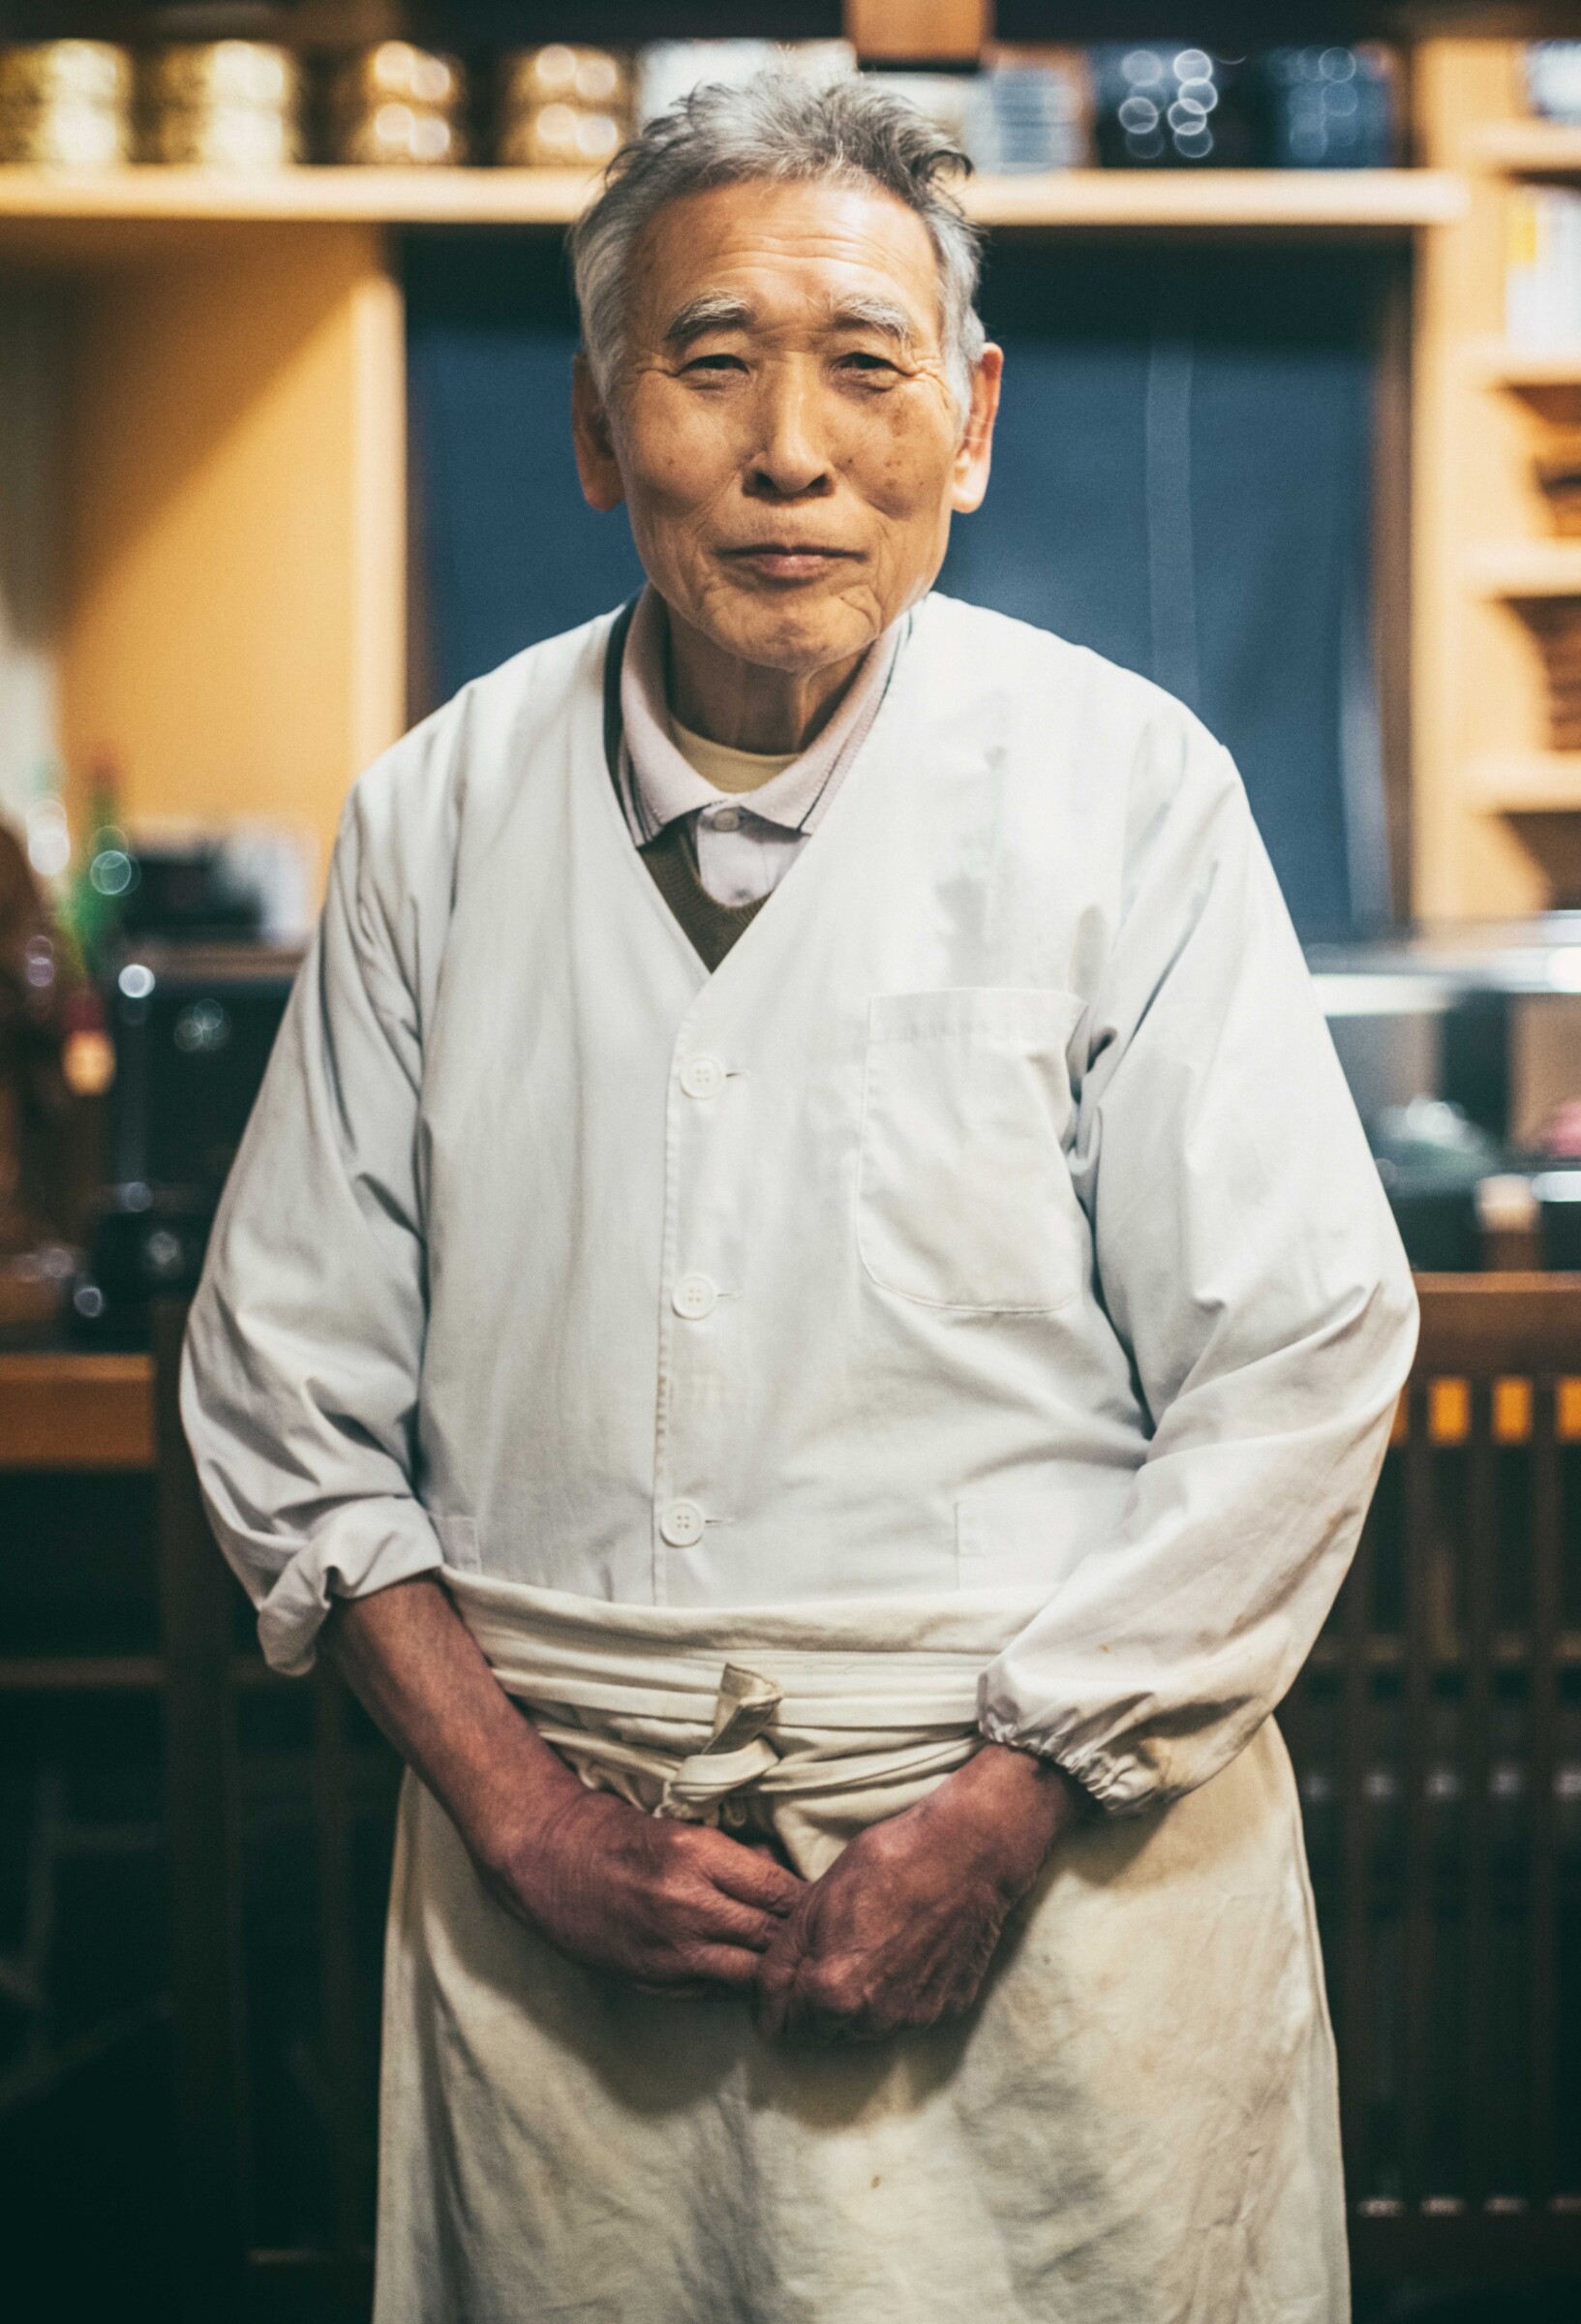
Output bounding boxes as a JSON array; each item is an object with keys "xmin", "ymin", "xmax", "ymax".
[{"xmin": 721, "ymin": 543, "xmax": 861, "ymax": 568}]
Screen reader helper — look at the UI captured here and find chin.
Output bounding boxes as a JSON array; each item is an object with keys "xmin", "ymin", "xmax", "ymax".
[{"xmin": 708, "ymin": 592, "xmax": 872, "ymax": 675}]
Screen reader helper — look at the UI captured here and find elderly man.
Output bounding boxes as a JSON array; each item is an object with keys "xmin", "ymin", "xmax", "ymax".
[{"xmin": 185, "ymin": 72, "xmax": 1415, "ymax": 2324}]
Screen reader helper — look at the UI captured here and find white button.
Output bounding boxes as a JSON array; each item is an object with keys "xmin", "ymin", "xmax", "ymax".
[
  {"xmin": 680, "ymin": 1054, "xmax": 724, "ymax": 1099},
  {"xmin": 660, "ymin": 1499, "xmax": 705, "ymax": 1547},
  {"xmin": 711, "ymin": 806, "xmax": 741, "ymax": 833},
  {"xmin": 673, "ymin": 1271, "xmax": 718, "ymax": 1319}
]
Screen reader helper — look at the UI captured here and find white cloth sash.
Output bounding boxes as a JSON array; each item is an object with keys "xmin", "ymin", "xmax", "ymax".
[
  {"xmin": 377, "ymin": 1574, "xmax": 1349, "ymax": 2323},
  {"xmin": 447, "ymin": 1570, "xmax": 1049, "ymax": 1873}
]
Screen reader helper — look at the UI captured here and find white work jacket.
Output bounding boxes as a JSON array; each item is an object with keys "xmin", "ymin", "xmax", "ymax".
[{"xmin": 183, "ymin": 592, "xmax": 1416, "ymax": 1814}]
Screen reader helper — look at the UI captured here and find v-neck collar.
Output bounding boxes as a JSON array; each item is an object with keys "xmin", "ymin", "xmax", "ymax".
[{"xmin": 582, "ymin": 599, "xmax": 918, "ymax": 1000}]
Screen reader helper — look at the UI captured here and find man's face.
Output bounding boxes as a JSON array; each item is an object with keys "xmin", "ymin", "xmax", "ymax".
[{"xmin": 572, "ymin": 177, "xmax": 1002, "ymax": 678}]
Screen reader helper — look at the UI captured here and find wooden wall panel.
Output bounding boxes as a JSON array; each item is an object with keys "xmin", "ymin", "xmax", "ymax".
[
  {"xmin": 1413, "ymin": 39, "xmax": 1581, "ymax": 916},
  {"xmin": 60, "ymin": 225, "xmax": 405, "ymax": 890}
]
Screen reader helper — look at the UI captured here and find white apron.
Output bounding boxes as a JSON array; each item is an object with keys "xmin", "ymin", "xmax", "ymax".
[
  {"xmin": 373, "ymin": 1574, "xmax": 1346, "ymax": 2324},
  {"xmin": 182, "ymin": 596, "xmax": 1415, "ymax": 2313}
]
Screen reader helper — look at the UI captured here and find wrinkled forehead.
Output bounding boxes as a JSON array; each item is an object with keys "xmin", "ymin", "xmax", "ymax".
[{"xmin": 627, "ymin": 177, "xmax": 948, "ymax": 352}]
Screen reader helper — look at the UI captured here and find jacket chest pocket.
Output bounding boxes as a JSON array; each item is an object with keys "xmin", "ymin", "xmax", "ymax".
[{"xmin": 856, "ymin": 988, "xmax": 1089, "ymax": 1314}]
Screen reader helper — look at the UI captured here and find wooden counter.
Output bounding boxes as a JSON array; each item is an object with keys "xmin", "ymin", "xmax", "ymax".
[
  {"xmin": 0, "ymin": 1349, "xmax": 155, "ymax": 1470},
  {"xmin": 1, "ymin": 1273, "xmax": 1577, "ymax": 1477},
  {"xmin": 5, "ymin": 1275, "xmax": 1581, "ymax": 2296}
]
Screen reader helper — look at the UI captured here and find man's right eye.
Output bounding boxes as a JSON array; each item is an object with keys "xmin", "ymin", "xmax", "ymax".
[{"xmin": 684, "ymin": 352, "xmax": 749, "ymax": 375}]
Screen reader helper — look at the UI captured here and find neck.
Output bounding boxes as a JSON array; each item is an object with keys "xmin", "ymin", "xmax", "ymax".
[{"xmin": 665, "ymin": 604, "xmax": 867, "ymax": 754}]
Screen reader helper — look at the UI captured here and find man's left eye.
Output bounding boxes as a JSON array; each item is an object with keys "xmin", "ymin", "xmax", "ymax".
[{"xmin": 838, "ymin": 352, "xmax": 898, "ymax": 380}]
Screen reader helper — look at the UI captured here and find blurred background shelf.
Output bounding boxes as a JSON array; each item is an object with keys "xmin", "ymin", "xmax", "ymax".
[
  {"xmin": 1466, "ymin": 749, "xmax": 1581, "ymax": 809},
  {"xmin": 0, "ymin": 1654, "xmax": 164, "ymax": 1688},
  {"xmin": 0, "ymin": 163, "xmax": 601, "ymax": 236},
  {"xmin": 957, "ymin": 168, "xmax": 1466, "ymax": 230},
  {"xmin": 1471, "ymin": 117, "xmax": 1581, "ymax": 174},
  {"xmin": 0, "ymin": 164, "xmax": 1467, "ymax": 246},
  {"xmin": 1468, "ymin": 337, "xmax": 1581, "ymax": 387},
  {"xmin": 1465, "ymin": 540, "xmax": 1581, "ymax": 597}
]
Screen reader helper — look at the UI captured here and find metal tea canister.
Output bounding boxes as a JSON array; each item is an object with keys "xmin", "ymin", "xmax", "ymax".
[
  {"xmin": 328, "ymin": 43, "xmax": 468, "ymax": 168},
  {"xmin": 496, "ymin": 46, "xmax": 629, "ymax": 169},
  {"xmin": 142, "ymin": 43, "xmax": 302, "ymax": 169},
  {"xmin": 0, "ymin": 42, "xmax": 133, "ymax": 168}
]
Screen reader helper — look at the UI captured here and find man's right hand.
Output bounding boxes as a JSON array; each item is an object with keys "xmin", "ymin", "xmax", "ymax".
[
  {"xmin": 326, "ymin": 1575, "xmax": 801, "ymax": 1999},
  {"xmin": 483, "ymin": 1785, "xmax": 804, "ymax": 1995}
]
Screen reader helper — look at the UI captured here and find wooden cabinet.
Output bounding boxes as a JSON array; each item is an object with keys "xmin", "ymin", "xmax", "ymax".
[
  {"xmin": 0, "ymin": 152, "xmax": 1459, "ymax": 891},
  {"xmin": 9, "ymin": 1282, "xmax": 1581, "ymax": 2304},
  {"xmin": 1415, "ymin": 41, "xmax": 1581, "ymax": 915},
  {"xmin": 11, "ymin": 40, "xmax": 1581, "ymax": 916}
]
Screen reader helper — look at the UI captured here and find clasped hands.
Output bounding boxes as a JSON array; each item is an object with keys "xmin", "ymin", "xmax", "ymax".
[{"xmin": 484, "ymin": 1740, "xmax": 1079, "ymax": 2042}]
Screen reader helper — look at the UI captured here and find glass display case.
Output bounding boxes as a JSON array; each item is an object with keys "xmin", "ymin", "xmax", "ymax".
[{"xmin": 1310, "ymin": 917, "xmax": 1581, "ymax": 1268}]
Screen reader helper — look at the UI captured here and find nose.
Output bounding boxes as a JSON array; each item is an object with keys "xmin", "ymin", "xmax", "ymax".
[{"xmin": 746, "ymin": 365, "xmax": 834, "ymax": 501}]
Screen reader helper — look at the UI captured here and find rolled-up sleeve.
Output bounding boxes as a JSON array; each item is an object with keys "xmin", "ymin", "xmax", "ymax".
[
  {"xmin": 978, "ymin": 722, "xmax": 1417, "ymax": 1810},
  {"xmin": 182, "ymin": 748, "xmax": 449, "ymax": 1675}
]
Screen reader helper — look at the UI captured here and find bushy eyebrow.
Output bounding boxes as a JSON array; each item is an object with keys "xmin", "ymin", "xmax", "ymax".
[
  {"xmin": 660, "ymin": 290, "xmax": 925, "ymax": 352},
  {"xmin": 823, "ymin": 294, "xmax": 918, "ymax": 345},
  {"xmin": 662, "ymin": 292, "xmax": 754, "ymax": 349}
]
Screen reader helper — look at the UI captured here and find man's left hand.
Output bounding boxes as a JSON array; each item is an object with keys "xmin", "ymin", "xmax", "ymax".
[{"xmin": 754, "ymin": 1742, "xmax": 1081, "ymax": 2042}]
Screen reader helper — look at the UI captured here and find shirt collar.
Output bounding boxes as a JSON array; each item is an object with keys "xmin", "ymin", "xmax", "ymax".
[{"xmin": 617, "ymin": 584, "xmax": 907, "ymax": 844}]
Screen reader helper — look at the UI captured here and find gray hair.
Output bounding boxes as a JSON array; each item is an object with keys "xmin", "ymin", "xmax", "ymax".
[{"xmin": 568, "ymin": 71, "xmax": 987, "ymax": 422}]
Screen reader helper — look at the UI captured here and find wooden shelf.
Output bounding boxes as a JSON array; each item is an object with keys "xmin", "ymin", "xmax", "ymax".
[
  {"xmin": 0, "ymin": 163, "xmax": 600, "ymax": 229},
  {"xmin": 956, "ymin": 169, "xmax": 1465, "ymax": 231},
  {"xmin": 1470, "ymin": 119, "xmax": 1581, "ymax": 176},
  {"xmin": 0, "ymin": 1351, "xmax": 155, "ymax": 1471},
  {"xmin": 0, "ymin": 1656, "xmax": 164, "ymax": 1689},
  {"xmin": 0, "ymin": 1655, "xmax": 283, "ymax": 1689},
  {"xmin": 1306, "ymin": 1628, "xmax": 1581, "ymax": 1670},
  {"xmin": 1467, "ymin": 750, "xmax": 1581, "ymax": 810},
  {"xmin": 1465, "ymin": 540, "xmax": 1581, "ymax": 598},
  {"xmin": 1463, "ymin": 340, "xmax": 1581, "ymax": 424},
  {"xmin": 0, "ymin": 163, "xmax": 1467, "ymax": 243},
  {"xmin": 1467, "ymin": 337, "xmax": 1581, "ymax": 387}
]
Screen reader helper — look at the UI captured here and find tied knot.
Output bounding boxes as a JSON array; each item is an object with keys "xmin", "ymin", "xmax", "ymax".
[{"xmin": 657, "ymin": 1662, "xmax": 783, "ymax": 1821}]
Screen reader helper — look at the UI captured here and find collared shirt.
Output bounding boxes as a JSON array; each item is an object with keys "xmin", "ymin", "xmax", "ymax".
[
  {"xmin": 185, "ymin": 591, "xmax": 1415, "ymax": 1795},
  {"xmin": 613, "ymin": 585, "xmax": 908, "ymax": 906}
]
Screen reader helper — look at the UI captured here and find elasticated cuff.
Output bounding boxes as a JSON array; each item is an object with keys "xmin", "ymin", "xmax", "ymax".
[{"xmin": 976, "ymin": 1699, "xmax": 1157, "ymax": 1818}]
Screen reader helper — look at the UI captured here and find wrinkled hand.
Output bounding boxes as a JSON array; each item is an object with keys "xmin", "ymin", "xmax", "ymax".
[
  {"xmin": 755, "ymin": 1744, "xmax": 1080, "ymax": 2042},
  {"xmin": 323, "ymin": 1577, "xmax": 803, "ymax": 2000},
  {"xmin": 486, "ymin": 1780, "xmax": 806, "ymax": 1998}
]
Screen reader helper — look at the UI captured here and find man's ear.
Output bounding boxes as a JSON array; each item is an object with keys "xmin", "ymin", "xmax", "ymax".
[
  {"xmin": 951, "ymin": 343, "xmax": 1003, "ymax": 517},
  {"xmin": 571, "ymin": 354, "xmax": 625, "ymax": 512}
]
